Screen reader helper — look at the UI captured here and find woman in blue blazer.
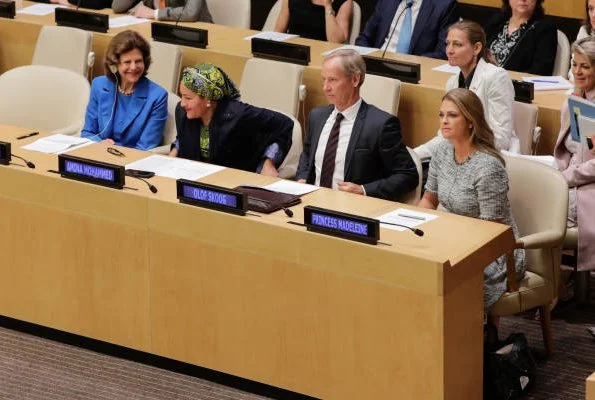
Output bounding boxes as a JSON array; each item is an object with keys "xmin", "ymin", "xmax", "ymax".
[{"xmin": 81, "ymin": 30, "xmax": 167, "ymax": 151}]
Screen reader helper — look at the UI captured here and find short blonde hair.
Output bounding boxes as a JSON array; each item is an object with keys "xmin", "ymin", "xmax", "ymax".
[{"xmin": 324, "ymin": 48, "xmax": 366, "ymax": 87}]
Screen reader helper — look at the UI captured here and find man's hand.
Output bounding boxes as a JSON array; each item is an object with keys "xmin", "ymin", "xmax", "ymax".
[
  {"xmin": 260, "ymin": 158, "xmax": 279, "ymax": 177},
  {"xmin": 337, "ymin": 181, "xmax": 364, "ymax": 195},
  {"xmin": 135, "ymin": 4, "xmax": 155, "ymax": 19}
]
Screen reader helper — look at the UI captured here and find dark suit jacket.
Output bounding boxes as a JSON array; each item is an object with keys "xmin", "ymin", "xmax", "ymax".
[
  {"xmin": 354, "ymin": 0, "xmax": 459, "ymax": 59},
  {"xmin": 296, "ymin": 101, "xmax": 418, "ymax": 201},
  {"xmin": 485, "ymin": 13, "xmax": 557, "ymax": 76},
  {"xmin": 175, "ymin": 99, "xmax": 293, "ymax": 173}
]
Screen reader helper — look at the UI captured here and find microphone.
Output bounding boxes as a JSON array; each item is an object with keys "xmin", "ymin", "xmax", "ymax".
[
  {"xmin": 283, "ymin": 207, "xmax": 294, "ymax": 218},
  {"xmin": 380, "ymin": 221, "xmax": 424, "ymax": 237},
  {"xmin": 126, "ymin": 175, "xmax": 158, "ymax": 193},
  {"xmin": 381, "ymin": 0, "xmax": 414, "ymax": 59},
  {"xmin": 10, "ymin": 153, "xmax": 35, "ymax": 169}
]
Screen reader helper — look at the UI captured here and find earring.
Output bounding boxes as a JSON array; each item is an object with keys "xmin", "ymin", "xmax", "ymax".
[
  {"xmin": 469, "ymin": 125, "xmax": 473, "ymax": 129},
  {"xmin": 206, "ymin": 102, "xmax": 211, "ymax": 108}
]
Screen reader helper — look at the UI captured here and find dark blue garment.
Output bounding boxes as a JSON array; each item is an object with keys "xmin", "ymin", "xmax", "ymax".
[
  {"xmin": 354, "ymin": 0, "xmax": 459, "ymax": 59},
  {"xmin": 287, "ymin": 0, "xmax": 347, "ymax": 41}
]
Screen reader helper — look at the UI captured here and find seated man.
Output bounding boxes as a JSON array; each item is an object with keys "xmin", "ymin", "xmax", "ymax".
[
  {"xmin": 296, "ymin": 49, "xmax": 418, "ymax": 201},
  {"xmin": 354, "ymin": 0, "xmax": 459, "ymax": 59},
  {"xmin": 112, "ymin": 0, "xmax": 212, "ymax": 22}
]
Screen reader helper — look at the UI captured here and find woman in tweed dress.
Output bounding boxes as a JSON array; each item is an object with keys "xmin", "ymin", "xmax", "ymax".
[{"xmin": 418, "ymin": 88, "xmax": 525, "ymax": 312}]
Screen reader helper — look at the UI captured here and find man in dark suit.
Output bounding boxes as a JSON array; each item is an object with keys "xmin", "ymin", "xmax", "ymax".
[
  {"xmin": 354, "ymin": 0, "xmax": 459, "ymax": 59},
  {"xmin": 296, "ymin": 49, "xmax": 418, "ymax": 201}
]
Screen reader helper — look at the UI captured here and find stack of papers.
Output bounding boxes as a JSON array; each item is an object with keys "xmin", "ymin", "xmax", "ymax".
[
  {"xmin": 376, "ymin": 208, "xmax": 438, "ymax": 232},
  {"xmin": 109, "ymin": 16, "xmax": 149, "ymax": 28},
  {"xmin": 262, "ymin": 180, "xmax": 319, "ymax": 196},
  {"xmin": 322, "ymin": 45, "xmax": 377, "ymax": 56},
  {"xmin": 21, "ymin": 134, "xmax": 93, "ymax": 154},
  {"xmin": 244, "ymin": 31, "xmax": 298, "ymax": 42},
  {"xmin": 125, "ymin": 155, "xmax": 225, "ymax": 180},
  {"xmin": 432, "ymin": 63, "xmax": 460, "ymax": 74},
  {"xmin": 522, "ymin": 76, "xmax": 572, "ymax": 91},
  {"xmin": 17, "ymin": 4, "xmax": 62, "ymax": 15}
]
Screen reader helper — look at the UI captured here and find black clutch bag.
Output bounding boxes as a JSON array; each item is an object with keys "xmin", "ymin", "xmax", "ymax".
[{"xmin": 233, "ymin": 185, "xmax": 301, "ymax": 214}]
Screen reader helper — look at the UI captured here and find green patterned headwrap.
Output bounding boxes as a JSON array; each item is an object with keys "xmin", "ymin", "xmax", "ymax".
[{"xmin": 181, "ymin": 63, "xmax": 240, "ymax": 101}]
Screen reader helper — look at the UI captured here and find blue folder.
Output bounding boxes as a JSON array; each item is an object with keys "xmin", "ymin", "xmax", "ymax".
[{"xmin": 568, "ymin": 96, "xmax": 595, "ymax": 142}]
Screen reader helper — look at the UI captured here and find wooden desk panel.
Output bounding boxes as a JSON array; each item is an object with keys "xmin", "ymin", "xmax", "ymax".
[
  {"xmin": 588, "ymin": 372, "xmax": 595, "ymax": 400},
  {"xmin": 459, "ymin": 0, "xmax": 584, "ymax": 19}
]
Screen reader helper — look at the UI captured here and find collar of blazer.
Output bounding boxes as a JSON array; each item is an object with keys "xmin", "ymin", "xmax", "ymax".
[{"xmin": 100, "ymin": 76, "xmax": 149, "ymax": 133}]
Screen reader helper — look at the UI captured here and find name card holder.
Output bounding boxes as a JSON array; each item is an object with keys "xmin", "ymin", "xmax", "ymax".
[
  {"xmin": 363, "ymin": 55, "xmax": 421, "ymax": 84},
  {"xmin": 177, "ymin": 179, "xmax": 247, "ymax": 216},
  {"xmin": 0, "ymin": 1, "xmax": 15, "ymax": 19},
  {"xmin": 55, "ymin": 8, "xmax": 109, "ymax": 33},
  {"xmin": 151, "ymin": 22, "xmax": 208, "ymax": 49},
  {"xmin": 251, "ymin": 38, "xmax": 310, "ymax": 66},
  {"xmin": 58, "ymin": 154, "xmax": 125, "ymax": 189},
  {"xmin": 304, "ymin": 205, "xmax": 379, "ymax": 245},
  {"xmin": 512, "ymin": 80, "xmax": 534, "ymax": 103},
  {"xmin": 0, "ymin": 141, "xmax": 10, "ymax": 165}
]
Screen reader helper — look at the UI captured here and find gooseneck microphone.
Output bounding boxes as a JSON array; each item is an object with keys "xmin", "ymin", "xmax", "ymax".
[
  {"xmin": 381, "ymin": 0, "xmax": 414, "ymax": 59},
  {"xmin": 380, "ymin": 221, "xmax": 424, "ymax": 237},
  {"xmin": 11, "ymin": 153, "xmax": 35, "ymax": 169},
  {"xmin": 126, "ymin": 175, "xmax": 158, "ymax": 193},
  {"xmin": 283, "ymin": 207, "xmax": 294, "ymax": 218}
]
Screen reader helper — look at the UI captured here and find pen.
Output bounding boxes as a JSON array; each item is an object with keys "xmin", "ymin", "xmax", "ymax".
[
  {"xmin": 16, "ymin": 131, "xmax": 39, "ymax": 140},
  {"xmin": 530, "ymin": 79, "xmax": 558, "ymax": 84},
  {"xmin": 397, "ymin": 213, "xmax": 426, "ymax": 221}
]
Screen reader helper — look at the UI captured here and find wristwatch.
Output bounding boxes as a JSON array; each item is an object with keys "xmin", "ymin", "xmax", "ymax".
[{"xmin": 326, "ymin": 8, "xmax": 335, "ymax": 16}]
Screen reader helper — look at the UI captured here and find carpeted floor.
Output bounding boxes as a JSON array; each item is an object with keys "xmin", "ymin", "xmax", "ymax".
[{"xmin": 0, "ymin": 294, "xmax": 594, "ymax": 399}]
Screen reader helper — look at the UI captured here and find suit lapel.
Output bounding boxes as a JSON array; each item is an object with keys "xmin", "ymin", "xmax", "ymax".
[
  {"xmin": 118, "ymin": 77, "xmax": 149, "ymax": 133},
  {"xmin": 379, "ymin": 0, "xmax": 401, "ymax": 49},
  {"xmin": 468, "ymin": 58, "xmax": 486, "ymax": 92},
  {"xmin": 410, "ymin": 0, "xmax": 434, "ymax": 52},
  {"xmin": 344, "ymin": 101, "xmax": 368, "ymax": 179}
]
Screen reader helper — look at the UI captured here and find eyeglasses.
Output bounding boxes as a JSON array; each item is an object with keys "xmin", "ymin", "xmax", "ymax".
[{"xmin": 107, "ymin": 147, "xmax": 125, "ymax": 157}]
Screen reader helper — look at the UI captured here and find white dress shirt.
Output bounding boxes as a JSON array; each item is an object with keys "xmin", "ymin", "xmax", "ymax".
[
  {"xmin": 382, "ymin": 0, "xmax": 423, "ymax": 53},
  {"xmin": 314, "ymin": 98, "xmax": 363, "ymax": 189}
]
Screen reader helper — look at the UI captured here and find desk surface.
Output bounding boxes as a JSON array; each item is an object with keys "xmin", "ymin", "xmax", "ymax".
[
  {"xmin": 0, "ymin": 124, "xmax": 515, "ymax": 399},
  {"xmin": 0, "ymin": 2, "xmax": 566, "ymax": 154}
]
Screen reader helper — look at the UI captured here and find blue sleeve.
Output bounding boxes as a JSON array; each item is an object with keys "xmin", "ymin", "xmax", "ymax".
[
  {"xmin": 134, "ymin": 89, "xmax": 168, "ymax": 151},
  {"xmin": 256, "ymin": 143, "xmax": 284, "ymax": 172}
]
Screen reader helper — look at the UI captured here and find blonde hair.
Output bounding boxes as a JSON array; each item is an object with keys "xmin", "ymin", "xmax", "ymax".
[
  {"xmin": 442, "ymin": 88, "xmax": 505, "ymax": 165},
  {"xmin": 324, "ymin": 48, "xmax": 366, "ymax": 87},
  {"xmin": 448, "ymin": 20, "xmax": 497, "ymax": 65}
]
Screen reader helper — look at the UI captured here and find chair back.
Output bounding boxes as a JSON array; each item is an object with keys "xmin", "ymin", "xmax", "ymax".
[
  {"xmin": 0, "ymin": 65, "xmax": 90, "ymax": 135},
  {"xmin": 276, "ymin": 111, "xmax": 303, "ymax": 179},
  {"xmin": 163, "ymin": 93, "xmax": 181, "ymax": 147},
  {"xmin": 553, "ymin": 30, "xmax": 571, "ymax": 77},
  {"xmin": 240, "ymin": 58, "xmax": 304, "ymax": 117},
  {"xmin": 361, "ymin": 74, "xmax": 401, "ymax": 116},
  {"xmin": 262, "ymin": 0, "xmax": 281, "ymax": 31},
  {"xmin": 504, "ymin": 156, "xmax": 567, "ymax": 286},
  {"xmin": 513, "ymin": 101, "xmax": 538, "ymax": 155},
  {"xmin": 400, "ymin": 147, "xmax": 422, "ymax": 204},
  {"xmin": 148, "ymin": 40, "xmax": 182, "ymax": 93},
  {"xmin": 32, "ymin": 25, "xmax": 93, "ymax": 77},
  {"xmin": 206, "ymin": 0, "xmax": 250, "ymax": 28},
  {"xmin": 348, "ymin": 1, "xmax": 361, "ymax": 44}
]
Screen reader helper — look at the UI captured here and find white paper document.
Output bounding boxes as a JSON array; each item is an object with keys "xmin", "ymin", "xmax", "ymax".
[
  {"xmin": 109, "ymin": 16, "xmax": 149, "ymax": 28},
  {"xmin": 322, "ymin": 45, "xmax": 377, "ymax": 56},
  {"xmin": 263, "ymin": 180, "xmax": 319, "ymax": 196},
  {"xmin": 21, "ymin": 134, "xmax": 93, "ymax": 154},
  {"xmin": 522, "ymin": 76, "xmax": 572, "ymax": 91},
  {"xmin": 376, "ymin": 208, "xmax": 438, "ymax": 232},
  {"xmin": 125, "ymin": 155, "xmax": 225, "ymax": 180},
  {"xmin": 432, "ymin": 63, "xmax": 460, "ymax": 74},
  {"xmin": 17, "ymin": 4, "xmax": 61, "ymax": 15},
  {"xmin": 244, "ymin": 31, "xmax": 298, "ymax": 42}
]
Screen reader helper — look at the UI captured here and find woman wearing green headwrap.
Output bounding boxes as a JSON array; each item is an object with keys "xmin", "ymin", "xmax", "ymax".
[{"xmin": 170, "ymin": 63, "xmax": 293, "ymax": 176}]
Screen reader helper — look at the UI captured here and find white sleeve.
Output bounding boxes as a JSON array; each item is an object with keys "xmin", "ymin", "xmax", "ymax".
[{"xmin": 486, "ymin": 68, "xmax": 516, "ymax": 152}]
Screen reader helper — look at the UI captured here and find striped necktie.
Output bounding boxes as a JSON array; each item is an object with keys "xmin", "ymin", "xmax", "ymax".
[{"xmin": 319, "ymin": 113, "xmax": 344, "ymax": 188}]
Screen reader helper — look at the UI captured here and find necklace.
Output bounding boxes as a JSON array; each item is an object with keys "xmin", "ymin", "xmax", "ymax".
[{"xmin": 118, "ymin": 86, "xmax": 134, "ymax": 96}]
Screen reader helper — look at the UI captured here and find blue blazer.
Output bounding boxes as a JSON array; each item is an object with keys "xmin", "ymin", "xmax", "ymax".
[
  {"xmin": 354, "ymin": 0, "xmax": 459, "ymax": 59},
  {"xmin": 81, "ymin": 76, "xmax": 168, "ymax": 150}
]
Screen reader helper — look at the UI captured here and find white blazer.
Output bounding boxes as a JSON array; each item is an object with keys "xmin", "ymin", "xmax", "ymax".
[{"xmin": 415, "ymin": 58, "xmax": 519, "ymax": 161}]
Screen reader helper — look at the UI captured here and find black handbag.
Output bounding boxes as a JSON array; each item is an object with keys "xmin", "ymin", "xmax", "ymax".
[
  {"xmin": 233, "ymin": 185, "xmax": 301, "ymax": 214},
  {"xmin": 484, "ymin": 325, "xmax": 537, "ymax": 400}
]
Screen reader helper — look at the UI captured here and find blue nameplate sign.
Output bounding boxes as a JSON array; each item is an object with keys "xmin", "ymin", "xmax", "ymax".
[
  {"xmin": 58, "ymin": 154, "xmax": 125, "ymax": 189},
  {"xmin": 177, "ymin": 179, "xmax": 247, "ymax": 216},
  {"xmin": 0, "ymin": 141, "xmax": 10, "ymax": 165},
  {"xmin": 304, "ymin": 205, "xmax": 380, "ymax": 245}
]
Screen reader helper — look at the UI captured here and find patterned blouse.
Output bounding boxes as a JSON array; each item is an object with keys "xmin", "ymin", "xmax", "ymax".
[
  {"xmin": 425, "ymin": 141, "xmax": 525, "ymax": 311},
  {"xmin": 489, "ymin": 21, "xmax": 530, "ymax": 68}
]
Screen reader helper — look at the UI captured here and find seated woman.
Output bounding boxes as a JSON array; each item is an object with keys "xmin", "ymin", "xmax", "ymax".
[
  {"xmin": 554, "ymin": 36, "xmax": 595, "ymax": 273},
  {"xmin": 112, "ymin": 0, "xmax": 212, "ymax": 22},
  {"xmin": 415, "ymin": 20, "xmax": 519, "ymax": 162},
  {"xmin": 169, "ymin": 63, "xmax": 293, "ymax": 176},
  {"xmin": 81, "ymin": 30, "xmax": 167, "ymax": 151},
  {"xmin": 274, "ymin": 0, "xmax": 353, "ymax": 43},
  {"xmin": 578, "ymin": 0, "xmax": 595, "ymax": 41},
  {"xmin": 484, "ymin": 0, "xmax": 557, "ymax": 75},
  {"xmin": 418, "ymin": 88, "xmax": 525, "ymax": 313}
]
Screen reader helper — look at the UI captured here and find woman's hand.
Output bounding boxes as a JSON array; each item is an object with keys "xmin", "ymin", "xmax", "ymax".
[
  {"xmin": 134, "ymin": 3, "xmax": 155, "ymax": 19},
  {"xmin": 102, "ymin": 138, "xmax": 115, "ymax": 145},
  {"xmin": 260, "ymin": 158, "xmax": 279, "ymax": 177}
]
